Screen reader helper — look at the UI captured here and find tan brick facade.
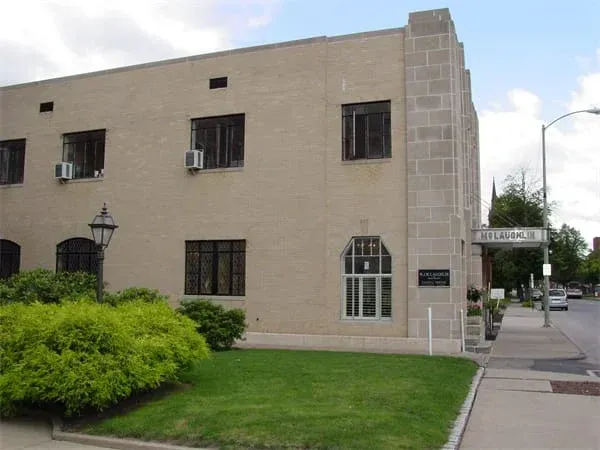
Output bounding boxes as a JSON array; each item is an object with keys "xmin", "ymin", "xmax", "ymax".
[{"xmin": 0, "ymin": 9, "xmax": 480, "ymax": 354}]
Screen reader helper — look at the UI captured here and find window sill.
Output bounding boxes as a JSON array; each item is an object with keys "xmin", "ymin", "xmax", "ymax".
[
  {"xmin": 0, "ymin": 183, "xmax": 24, "ymax": 189},
  {"xmin": 339, "ymin": 318, "xmax": 393, "ymax": 323},
  {"xmin": 66, "ymin": 177, "xmax": 104, "ymax": 184},
  {"xmin": 189, "ymin": 167, "xmax": 244, "ymax": 175},
  {"xmin": 181, "ymin": 295, "xmax": 246, "ymax": 302},
  {"xmin": 342, "ymin": 158, "xmax": 391, "ymax": 165}
]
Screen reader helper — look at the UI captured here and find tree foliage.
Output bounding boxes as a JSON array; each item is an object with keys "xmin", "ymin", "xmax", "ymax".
[
  {"xmin": 580, "ymin": 250, "xmax": 600, "ymax": 285},
  {"xmin": 488, "ymin": 171, "xmax": 544, "ymax": 291},
  {"xmin": 549, "ymin": 224, "xmax": 588, "ymax": 285}
]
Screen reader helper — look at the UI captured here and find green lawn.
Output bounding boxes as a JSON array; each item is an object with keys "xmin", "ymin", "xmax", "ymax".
[{"xmin": 84, "ymin": 350, "xmax": 477, "ymax": 450}]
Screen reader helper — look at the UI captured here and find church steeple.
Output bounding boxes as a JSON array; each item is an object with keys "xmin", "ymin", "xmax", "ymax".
[{"xmin": 488, "ymin": 178, "xmax": 497, "ymax": 225}]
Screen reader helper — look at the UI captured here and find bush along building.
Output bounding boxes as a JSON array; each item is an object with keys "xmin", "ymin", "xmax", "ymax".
[{"xmin": 0, "ymin": 9, "xmax": 483, "ymax": 354}]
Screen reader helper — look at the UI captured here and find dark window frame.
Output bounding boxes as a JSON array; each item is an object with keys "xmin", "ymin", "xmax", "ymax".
[
  {"xmin": 342, "ymin": 101, "xmax": 391, "ymax": 161},
  {"xmin": 0, "ymin": 139, "xmax": 26, "ymax": 185},
  {"xmin": 209, "ymin": 77, "xmax": 228, "ymax": 89},
  {"xmin": 62, "ymin": 129, "xmax": 106, "ymax": 179},
  {"xmin": 185, "ymin": 240, "xmax": 246, "ymax": 296},
  {"xmin": 0, "ymin": 239, "xmax": 21, "ymax": 280},
  {"xmin": 56, "ymin": 237, "xmax": 98, "ymax": 274},
  {"xmin": 190, "ymin": 114, "xmax": 245, "ymax": 169}
]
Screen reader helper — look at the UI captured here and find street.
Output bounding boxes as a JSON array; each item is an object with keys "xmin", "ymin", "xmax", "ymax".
[{"xmin": 551, "ymin": 298, "xmax": 600, "ymax": 367}]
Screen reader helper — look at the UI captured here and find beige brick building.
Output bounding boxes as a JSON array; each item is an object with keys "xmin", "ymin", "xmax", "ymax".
[{"xmin": 0, "ymin": 9, "xmax": 481, "ymax": 353}]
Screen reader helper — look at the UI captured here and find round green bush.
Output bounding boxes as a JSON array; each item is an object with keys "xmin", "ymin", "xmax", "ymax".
[
  {"xmin": 178, "ymin": 300, "xmax": 246, "ymax": 351},
  {"xmin": 0, "ymin": 300, "xmax": 209, "ymax": 417},
  {"xmin": 103, "ymin": 287, "xmax": 168, "ymax": 306}
]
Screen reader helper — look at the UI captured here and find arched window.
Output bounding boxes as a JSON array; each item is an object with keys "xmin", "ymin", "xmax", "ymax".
[
  {"xmin": 341, "ymin": 237, "xmax": 392, "ymax": 319},
  {"xmin": 56, "ymin": 238, "xmax": 98, "ymax": 274},
  {"xmin": 0, "ymin": 239, "xmax": 21, "ymax": 279}
]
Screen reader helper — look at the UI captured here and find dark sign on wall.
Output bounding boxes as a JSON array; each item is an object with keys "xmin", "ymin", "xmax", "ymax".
[{"xmin": 418, "ymin": 269, "xmax": 450, "ymax": 287}]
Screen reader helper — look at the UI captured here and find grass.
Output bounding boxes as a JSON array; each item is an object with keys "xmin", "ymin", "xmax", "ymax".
[{"xmin": 82, "ymin": 349, "xmax": 477, "ymax": 450}]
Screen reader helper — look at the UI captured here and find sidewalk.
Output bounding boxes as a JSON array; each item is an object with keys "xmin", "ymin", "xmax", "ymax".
[
  {"xmin": 460, "ymin": 305, "xmax": 600, "ymax": 449},
  {"xmin": 0, "ymin": 417, "xmax": 110, "ymax": 450}
]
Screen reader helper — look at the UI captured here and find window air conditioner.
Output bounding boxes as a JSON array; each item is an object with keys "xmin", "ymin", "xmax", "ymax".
[
  {"xmin": 184, "ymin": 150, "xmax": 204, "ymax": 170},
  {"xmin": 55, "ymin": 162, "xmax": 73, "ymax": 180}
]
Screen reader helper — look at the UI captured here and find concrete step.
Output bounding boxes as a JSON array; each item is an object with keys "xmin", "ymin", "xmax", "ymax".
[{"xmin": 465, "ymin": 341, "xmax": 492, "ymax": 353}]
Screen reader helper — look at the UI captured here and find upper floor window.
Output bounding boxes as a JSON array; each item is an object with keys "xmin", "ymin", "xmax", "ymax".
[
  {"xmin": 0, "ymin": 239, "xmax": 21, "ymax": 280},
  {"xmin": 191, "ymin": 114, "xmax": 244, "ymax": 169},
  {"xmin": 341, "ymin": 237, "xmax": 392, "ymax": 320},
  {"xmin": 63, "ymin": 130, "xmax": 105, "ymax": 179},
  {"xmin": 56, "ymin": 238, "xmax": 98, "ymax": 274},
  {"xmin": 185, "ymin": 240, "xmax": 246, "ymax": 296},
  {"xmin": 342, "ymin": 101, "xmax": 391, "ymax": 161},
  {"xmin": 0, "ymin": 139, "xmax": 26, "ymax": 185}
]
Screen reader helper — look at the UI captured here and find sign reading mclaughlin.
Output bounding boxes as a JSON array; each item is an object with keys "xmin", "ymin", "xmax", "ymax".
[{"xmin": 472, "ymin": 228, "xmax": 546, "ymax": 244}]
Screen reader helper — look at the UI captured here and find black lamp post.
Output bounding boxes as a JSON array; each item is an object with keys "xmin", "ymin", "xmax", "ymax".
[{"xmin": 89, "ymin": 203, "xmax": 118, "ymax": 303}]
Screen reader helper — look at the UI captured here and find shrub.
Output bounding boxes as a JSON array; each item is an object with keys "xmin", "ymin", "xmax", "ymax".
[
  {"xmin": 0, "ymin": 269, "xmax": 96, "ymax": 305},
  {"xmin": 0, "ymin": 300, "xmax": 209, "ymax": 417},
  {"xmin": 467, "ymin": 304, "xmax": 482, "ymax": 316},
  {"xmin": 103, "ymin": 287, "xmax": 168, "ymax": 306},
  {"xmin": 521, "ymin": 300, "xmax": 533, "ymax": 308},
  {"xmin": 178, "ymin": 300, "xmax": 246, "ymax": 351}
]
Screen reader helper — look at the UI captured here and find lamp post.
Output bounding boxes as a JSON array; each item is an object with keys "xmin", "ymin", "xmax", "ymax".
[
  {"xmin": 541, "ymin": 107, "xmax": 600, "ymax": 327},
  {"xmin": 89, "ymin": 203, "xmax": 118, "ymax": 304}
]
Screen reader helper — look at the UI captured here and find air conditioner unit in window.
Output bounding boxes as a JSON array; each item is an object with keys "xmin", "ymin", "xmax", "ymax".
[
  {"xmin": 185, "ymin": 150, "xmax": 204, "ymax": 170},
  {"xmin": 55, "ymin": 162, "xmax": 73, "ymax": 180}
]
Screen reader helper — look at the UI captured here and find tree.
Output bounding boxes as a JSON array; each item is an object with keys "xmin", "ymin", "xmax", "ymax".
[
  {"xmin": 549, "ymin": 224, "xmax": 588, "ymax": 285},
  {"xmin": 488, "ymin": 170, "xmax": 545, "ymax": 292},
  {"xmin": 580, "ymin": 250, "xmax": 600, "ymax": 285}
]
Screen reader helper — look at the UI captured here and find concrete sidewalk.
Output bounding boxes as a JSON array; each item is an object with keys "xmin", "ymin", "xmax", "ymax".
[
  {"xmin": 460, "ymin": 305, "xmax": 600, "ymax": 449},
  {"xmin": 0, "ymin": 417, "xmax": 110, "ymax": 450}
]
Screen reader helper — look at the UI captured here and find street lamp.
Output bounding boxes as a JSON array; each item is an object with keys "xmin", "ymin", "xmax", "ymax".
[
  {"xmin": 89, "ymin": 203, "xmax": 118, "ymax": 303},
  {"xmin": 541, "ymin": 107, "xmax": 600, "ymax": 327}
]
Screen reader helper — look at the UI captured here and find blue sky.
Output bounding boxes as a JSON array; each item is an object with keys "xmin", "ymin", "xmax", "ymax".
[
  {"xmin": 235, "ymin": 0, "xmax": 600, "ymax": 123},
  {"xmin": 1, "ymin": 0, "xmax": 599, "ymax": 245}
]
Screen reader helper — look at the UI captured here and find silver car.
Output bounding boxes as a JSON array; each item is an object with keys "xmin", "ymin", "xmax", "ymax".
[{"xmin": 548, "ymin": 289, "xmax": 568, "ymax": 311}]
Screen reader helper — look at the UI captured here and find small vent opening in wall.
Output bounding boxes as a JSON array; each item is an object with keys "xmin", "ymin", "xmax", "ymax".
[
  {"xmin": 209, "ymin": 77, "xmax": 228, "ymax": 89},
  {"xmin": 40, "ymin": 101, "xmax": 54, "ymax": 112}
]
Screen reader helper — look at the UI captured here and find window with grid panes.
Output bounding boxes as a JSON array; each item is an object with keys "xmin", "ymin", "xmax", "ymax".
[
  {"xmin": 0, "ymin": 239, "xmax": 21, "ymax": 280},
  {"xmin": 185, "ymin": 240, "xmax": 246, "ymax": 296},
  {"xmin": 56, "ymin": 238, "xmax": 98, "ymax": 274},
  {"xmin": 0, "ymin": 139, "xmax": 26, "ymax": 185},
  {"xmin": 342, "ymin": 237, "xmax": 391, "ymax": 319},
  {"xmin": 191, "ymin": 115, "xmax": 244, "ymax": 169},
  {"xmin": 342, "ymin": 101, "xmax": 391, "ymax": 161},
  {"xmin": 62, "ymin": 130, "xmax": 105, "ymax": 179}
]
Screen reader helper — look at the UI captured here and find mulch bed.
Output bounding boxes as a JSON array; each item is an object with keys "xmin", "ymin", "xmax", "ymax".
[{"xmin": 550, "ymin": 381, "xmax": 600, "ymax": 396}]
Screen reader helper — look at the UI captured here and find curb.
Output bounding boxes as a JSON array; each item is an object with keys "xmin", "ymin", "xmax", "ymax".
[
  {"xmin": 441, "ymin": 366, "xmax": 484, "ymax": 450},
  {"xmin": 51, "ymin": 415, "xmax": 214, "ymax": 450},
  {"xmin": 550, "ymin": 322, "xmax": 588, "ymax": 361}
]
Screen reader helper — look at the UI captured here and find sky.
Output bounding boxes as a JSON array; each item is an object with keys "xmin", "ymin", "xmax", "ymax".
[{"xmin": 1, "ymin": 0, "xmax": 599, "ymax": 248}]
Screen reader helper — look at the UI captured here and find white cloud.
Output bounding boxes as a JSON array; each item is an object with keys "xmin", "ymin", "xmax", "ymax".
[
  {"xmin": 480, "ymin": 51, "xmax": 600, "ymax": 248},
  {"xmin": 0, "ymin": 0, "xmax": 279, "ymax": 85}
]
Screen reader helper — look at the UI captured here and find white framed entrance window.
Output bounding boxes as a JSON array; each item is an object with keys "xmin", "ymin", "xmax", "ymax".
[{"xmin": 341, "ymin": 236, "xmax": 392, "ymax": 320}]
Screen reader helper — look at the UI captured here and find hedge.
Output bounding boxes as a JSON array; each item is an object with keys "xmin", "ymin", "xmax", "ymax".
[
  {"xmin": 0, "ymin": 300, "xmax": 209, "ymax": 417},
  {"xmin": 0, "ymin": 269, "xmax": 96, "ymax": 305}
]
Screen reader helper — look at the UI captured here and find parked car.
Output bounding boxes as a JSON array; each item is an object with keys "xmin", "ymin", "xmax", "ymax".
[
  {"xmin": 547, "ymin": 289, "xmax": 568, "ymax": 311},
  {"xmin": 532, "ymin": 289, "xmax": 543, "ymax": 301},
  {"xmin": 566, "ymin": 287, "xmax": 583, "ymax": 299}
]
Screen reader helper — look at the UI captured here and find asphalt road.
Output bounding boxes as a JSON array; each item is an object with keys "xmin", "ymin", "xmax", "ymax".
[{"xmin": 551, "ymin": 298, "xmax": 600, "ymax": 367}]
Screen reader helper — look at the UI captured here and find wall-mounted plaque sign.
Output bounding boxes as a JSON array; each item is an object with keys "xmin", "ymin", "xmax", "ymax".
[{"xmin": 418, "ymin": 269, "xmax": 450, "ymax": 287}]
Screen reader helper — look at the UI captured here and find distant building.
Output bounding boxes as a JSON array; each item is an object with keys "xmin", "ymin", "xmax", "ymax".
[{"xmin": 594, "ymin": 237, "xmax": 600, "ymax": 252}]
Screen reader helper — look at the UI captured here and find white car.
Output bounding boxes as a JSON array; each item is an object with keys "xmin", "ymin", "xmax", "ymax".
[
  {"xmin": 566, "ymin": 288, "xmax": 583, "ymax": 299},
  {"xmin": 548, "ymin": 289, "xmax": 568, "ymax": 311}
]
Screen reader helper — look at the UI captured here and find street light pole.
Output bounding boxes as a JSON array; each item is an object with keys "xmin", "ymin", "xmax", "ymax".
[
  {"xmin": 540, "ymin": 107, "xmax": 600, "ymax": 327},
  {"xmin": 89, "ymin": 203, "xmax": 118, "ymax": 304},
  {"xmin": 541, "ymin": 124, "xmax": 550, "ymax": 327}
]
